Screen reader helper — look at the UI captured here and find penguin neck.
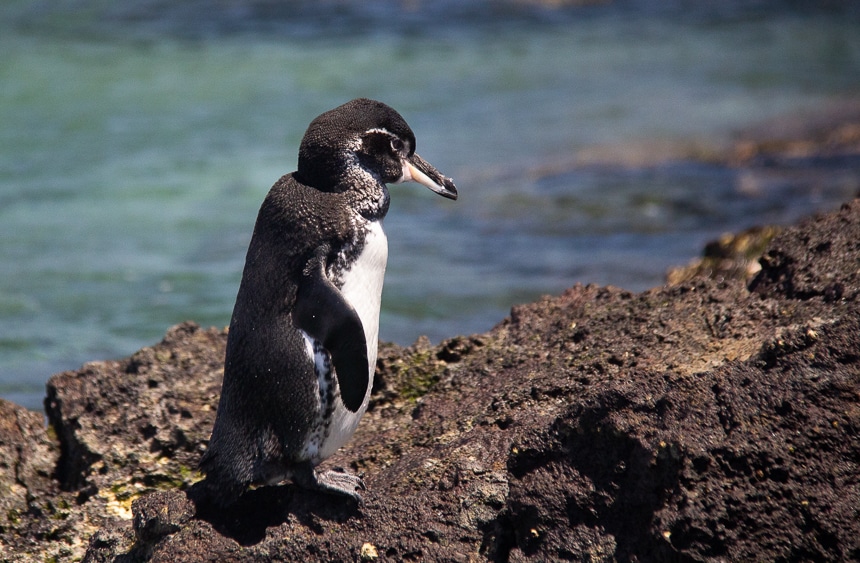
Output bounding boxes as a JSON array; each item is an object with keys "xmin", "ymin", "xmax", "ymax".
[
  {"xmin": 296, "ymin": 160, "xmax": 391, "ymax": 222},
  {"xmin": 334, "ymin": 148, "xmax": 391, "ymax": 221},
  {"xmin": 348, "ymin": 183, "xmax": 390, "ymax": 221}
]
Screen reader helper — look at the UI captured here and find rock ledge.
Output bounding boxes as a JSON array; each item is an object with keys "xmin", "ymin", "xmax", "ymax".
[{"xmin": 2, "ymin": 201, "xmax": 860, "ymax": 562}]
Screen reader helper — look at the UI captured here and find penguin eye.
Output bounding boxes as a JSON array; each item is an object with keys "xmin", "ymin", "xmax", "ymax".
[{"xmin": 390, "ymin": 138, "xmax": 405, "ymax": 154}]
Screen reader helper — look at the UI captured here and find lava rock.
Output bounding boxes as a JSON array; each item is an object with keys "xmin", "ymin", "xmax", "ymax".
[{"xmin": 1, "ymin": 201, "xmax": 859, "ymax": 562}]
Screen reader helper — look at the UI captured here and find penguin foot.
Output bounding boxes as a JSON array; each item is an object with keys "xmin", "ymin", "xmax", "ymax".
[{"xmin": 293, "ymin": 463, "xmax": 366, "ymax": 502}]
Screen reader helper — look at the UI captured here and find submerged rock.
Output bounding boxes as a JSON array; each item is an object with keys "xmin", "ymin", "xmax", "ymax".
[{"xmin": 2, "ymin": 200, "xmax": 860, "ymax": 561}]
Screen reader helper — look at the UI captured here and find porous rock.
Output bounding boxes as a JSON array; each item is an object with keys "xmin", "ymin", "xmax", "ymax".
[{"xmin": 1, "ymin": 201, "xmax": 859, "ymax": 562}]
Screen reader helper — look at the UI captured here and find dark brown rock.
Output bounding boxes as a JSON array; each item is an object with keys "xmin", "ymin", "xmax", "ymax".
[
  {"xmin": 2, "ymin": 198, "xmax": 860, "ymax": 561},
  {"xmin": 0, "ymin": 399, "xmax": 59, "ymax": 556},
  {"xmin": 750, "ymin": 200, "xmax": 860, "ymax": 301},
  {"xmin": 44, "ymin": 322, "xmax": 225, "ymax": 495}
]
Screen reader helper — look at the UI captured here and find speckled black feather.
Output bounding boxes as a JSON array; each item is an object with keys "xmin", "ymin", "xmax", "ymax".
[{"xmin": 199, "ymin": 173, "xmax": 362, "ymax": 503}]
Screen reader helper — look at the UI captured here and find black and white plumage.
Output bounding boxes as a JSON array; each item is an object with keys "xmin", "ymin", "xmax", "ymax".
[{"xmin": 199, "ymin": 98, "xmax": 457, "ymax": 504}]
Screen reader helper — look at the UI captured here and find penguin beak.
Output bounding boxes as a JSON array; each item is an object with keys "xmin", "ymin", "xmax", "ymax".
[{"xmin": 402, "ymin": 154, "xmax": 458, "ymax": 200}]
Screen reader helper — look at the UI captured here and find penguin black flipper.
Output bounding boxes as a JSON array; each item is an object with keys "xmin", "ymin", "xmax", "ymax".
[{"xmin": 293, "ymin": 247, "xmax": 369, "ymax": 413}]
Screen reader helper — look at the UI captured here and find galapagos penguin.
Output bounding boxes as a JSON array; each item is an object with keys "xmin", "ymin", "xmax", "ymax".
[{"xmin": 200, "ymin": 98, "xmax": 458, "ymax": 504}]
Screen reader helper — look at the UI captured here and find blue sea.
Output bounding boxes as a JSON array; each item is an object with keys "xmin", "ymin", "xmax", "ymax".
[{"xmin": 2, "ymin": 0, "xmax": 859, "ymax": 409}]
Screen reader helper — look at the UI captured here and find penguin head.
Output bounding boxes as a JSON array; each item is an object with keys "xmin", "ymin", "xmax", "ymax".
[{"xmin": 297, "ymin": 98, "xmax": 458, "ymax": 200}]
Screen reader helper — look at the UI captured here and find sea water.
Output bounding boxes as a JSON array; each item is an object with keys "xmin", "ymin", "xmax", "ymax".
[{"xmin": 1, "ymin": 1, "xmax": 859, "ymax": 409}]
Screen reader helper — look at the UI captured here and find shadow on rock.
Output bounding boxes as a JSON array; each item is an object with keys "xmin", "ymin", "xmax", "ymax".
[
  {"xmin": 187, "ymin": 479, "xmax": 361, "ymax": 546},
  {"xmin": 487, "ymin": 395, "xmax": 688, "ymax": 562}
]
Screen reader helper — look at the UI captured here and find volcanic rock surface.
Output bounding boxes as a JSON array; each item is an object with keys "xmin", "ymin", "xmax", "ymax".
[{"xmin": 2, "ymin": 200, "xmax": 860, "ymax": 561}]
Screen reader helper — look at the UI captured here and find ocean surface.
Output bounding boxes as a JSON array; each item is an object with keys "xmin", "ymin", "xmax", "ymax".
[{"xmin": 2, "ymin": 0, "xmax": 859, "ymax": 409}]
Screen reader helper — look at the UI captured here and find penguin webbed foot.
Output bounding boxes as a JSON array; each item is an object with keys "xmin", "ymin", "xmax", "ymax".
[{"xmin": 293, "ymin": 463, "xmax": 365, "ymax": 503}]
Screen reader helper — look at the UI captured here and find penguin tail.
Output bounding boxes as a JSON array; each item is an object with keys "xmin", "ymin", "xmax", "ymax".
[{"xmin": 196, "ymin": 449, "xmax": 248, "ymax": 508}]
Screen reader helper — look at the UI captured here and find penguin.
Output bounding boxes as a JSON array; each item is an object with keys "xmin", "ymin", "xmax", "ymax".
[{"xmin": 199, "ymin": 98, "xmax": 457, "ymax": 504}]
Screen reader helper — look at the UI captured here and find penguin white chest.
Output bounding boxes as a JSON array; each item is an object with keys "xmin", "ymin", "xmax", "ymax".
[
  {"xmin": 300, "ymin": 219, "xmax": 388, "ymax": 463},
  {"xmin": 338, "ymin": 219, "xmax": 389, "ymax": 366}
]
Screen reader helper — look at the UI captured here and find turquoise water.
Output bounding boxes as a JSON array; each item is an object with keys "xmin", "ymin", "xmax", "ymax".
[{"xmin": 2, "ymin": 2, "xmax": 860, "ymax": 409}]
